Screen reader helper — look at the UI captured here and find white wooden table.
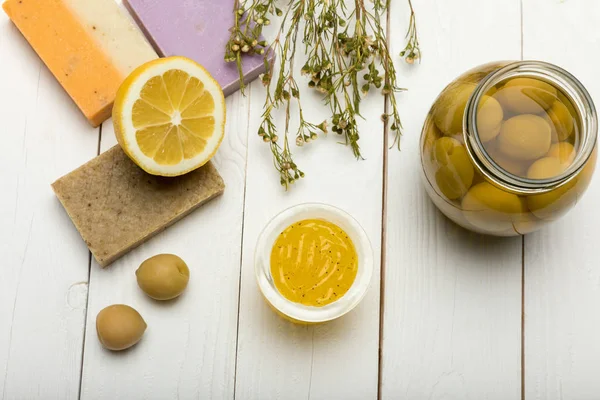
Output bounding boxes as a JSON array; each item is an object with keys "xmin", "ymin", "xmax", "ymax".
[{"xmin": 1, "ymin": 1, "xmax": 599, "ymax": 399}]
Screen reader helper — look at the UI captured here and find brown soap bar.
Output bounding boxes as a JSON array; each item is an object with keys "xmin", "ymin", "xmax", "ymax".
[{"xmin": 52, "ymin": 145, "xmax": 225, "ymax": 267}]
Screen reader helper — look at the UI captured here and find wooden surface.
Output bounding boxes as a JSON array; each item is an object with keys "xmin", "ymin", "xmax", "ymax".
[
  {"xmin": 1, "ymin": 1, "xmax": 599, "ymax": 399},
  {"xmin": 381, "ymin": 1, "xmax": 523, "ymax": 399}
]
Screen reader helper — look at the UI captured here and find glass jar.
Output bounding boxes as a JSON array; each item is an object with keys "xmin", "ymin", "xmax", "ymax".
[{"xmin": 420, "ymin": 61, "xmax": 598, "ymax": 236}]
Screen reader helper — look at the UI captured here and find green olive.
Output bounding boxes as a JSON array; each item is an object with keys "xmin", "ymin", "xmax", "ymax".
[
  {"xmin": 547, "ymin": 142, "xmax": 575, "ymax": 165},
  {"xmin": 422, "ymin": 120, "xmax": 442, "ymax": 153},
  {"xmin": 485, "ymin": 142, "xmax": 529, "ymax": 176},
  {"xmin": 527, "ymin": 157, "xmax": 567, "ymax": 180},
  {"xmin": 494, "ymin": 77, "xmax": 557, "ymax": 114},
  {"xmin": 545, "ymin": 100, "xmax": 575, "ymax": 142},
  {"xmin": 526, "ymin": 158, "xmax": 577, "ymax": 219},
  {"xmin": 557, "ymin": 91, "xmax": 579, "ymax": 129},
  {"xmin": 432, "ymin": 82, "xmax": 477, "ymax": 136},
  {"xmin": 462, "ymin": 182, "xmax": 524, "ymax": 234},
  {"xmin": 136, "ymin": 254, "xmax": 190, "ymax": 300},
  {"xmin": 497, "ymin": 115, "xmax": 552, "ymax": 161},
  {"xmin": 527, "ymin": 183, "xmax": 577, "ymax": 220},
  {"xmin": 476, "ymin": 95, "xmax": 503, "ymax": 142},
  {"xmin": 422, "ymin": 121, "xmax": 441, "ymax": 179},
  {"xmin": 96, "ymin": 305, "xmax": 147, "ymax": 351},
  {"xmin": 432, "ymin": 137, "xmax": 474, "ymax": 200}
]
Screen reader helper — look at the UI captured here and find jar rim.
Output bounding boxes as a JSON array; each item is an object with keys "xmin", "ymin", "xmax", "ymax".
[{"xmin": 464, "ymin": 60, "xmax": 598, "ymax": 194}]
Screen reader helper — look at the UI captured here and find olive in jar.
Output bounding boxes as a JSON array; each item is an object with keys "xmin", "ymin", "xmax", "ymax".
[
  {"xmin": 485, "ymin": 143, "xmax": 530, "ymax": 176},
  {"xmin": 497, "ymin": 115, "xmax": 552, "ymax": 161},
  {"xmin": 494, "ymin": 77, "xmax": 557, "ymax": 114},
  {"xmin": 461, "ymin": 182, "xmax": 524, "ymax": 234},
  {"xmin": 432, "ymin": 82, "xmax": 477, "ymax": 137},
  {"xmin": 476, "ymin": 96, "xmax": 504, "ymax": 142},
  {"xmin": 546, "ymin": 142, "xmax": 575, "ymax": 165},
  {"xmin": 545, "ymin": 100, "xmax": 575, "ymax": 142},
  {"xmin": 431, "ymin": 137, "xmax": 474, "ymax": 200}
]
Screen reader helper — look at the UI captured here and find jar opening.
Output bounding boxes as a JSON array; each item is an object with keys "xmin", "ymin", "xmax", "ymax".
[{"xmin": 464, "ymin": 61, "xmax": 598, "ymax": 194}]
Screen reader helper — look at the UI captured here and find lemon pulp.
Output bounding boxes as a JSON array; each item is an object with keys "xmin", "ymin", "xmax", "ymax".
[
  {"xmin": 113, "ymin": 56, "xmax": 226, "ymax": 177},
  {"xmin": 270, "ymin": 219, "xmax": 358, "ymax": 307},
  {"xmin": 133, "ymin": 70, "xmax": 216, "ymax": 165}
]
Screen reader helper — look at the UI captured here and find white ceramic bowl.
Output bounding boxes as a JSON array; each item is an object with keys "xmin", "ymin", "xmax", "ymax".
[{"xmin": 255, "ymin": 203, "xmax": 374, "ymax": 323}]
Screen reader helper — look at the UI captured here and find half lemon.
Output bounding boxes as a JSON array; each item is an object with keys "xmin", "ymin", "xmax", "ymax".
[{"xmin": 113, "ymin": 56, "xmax": 226, "ymax": 176}]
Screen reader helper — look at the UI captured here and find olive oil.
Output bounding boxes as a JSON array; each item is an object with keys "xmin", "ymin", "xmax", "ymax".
[{"xmin": 270, "ymin": 219, "xmax": 358, "ymax": 307}]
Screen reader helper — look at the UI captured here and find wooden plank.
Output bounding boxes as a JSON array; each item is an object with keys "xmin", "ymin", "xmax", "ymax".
[
  {"xmin": 0, "ymin": 14, "xmax": 98, "ymax": 400},
  {"xmin": 79, "ymin": 2, "xmax": 248, "ymax": 396},
  {"xmin": 79, "ymin": 88, "xmax": 249, "ymax": 400},
  {"xmin": 522, "ymin": 1, "xmax": 600, "ymax": 398},
  {"xmin": 233, "ymin": 15, "xmax": 385, "ymax": 398},
  {"xmin": 380, "ymin": 1, "xmax": 523, "ymax": 399}
]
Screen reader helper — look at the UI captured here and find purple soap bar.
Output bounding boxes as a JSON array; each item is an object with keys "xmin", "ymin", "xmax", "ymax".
[{"xmin": 124, "ymin": 0, "xmax": 270, "ymax": 96}]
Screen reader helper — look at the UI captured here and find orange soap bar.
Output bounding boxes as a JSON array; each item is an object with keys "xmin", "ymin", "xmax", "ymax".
[{"xmin": 3, "ymin": 0, "xmax": 157, "ymax": 126}]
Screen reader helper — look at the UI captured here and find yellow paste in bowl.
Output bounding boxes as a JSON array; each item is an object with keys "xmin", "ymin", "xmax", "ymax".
[{"xmin": 270, "ymin": 219, "xmax": 358, "ymax": 307}]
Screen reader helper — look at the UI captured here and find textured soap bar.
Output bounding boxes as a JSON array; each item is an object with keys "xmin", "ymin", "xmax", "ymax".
[
  {"xmin": 124, "ymin": 0, "xmax": 271, "ymax": 96},
  {"xmin": 3, "ymin": 0, "xmax": 157, "ymax": 126},
  {"xmin": 52, "ymin": 146, "xmax": 225, "ymax": 267}
]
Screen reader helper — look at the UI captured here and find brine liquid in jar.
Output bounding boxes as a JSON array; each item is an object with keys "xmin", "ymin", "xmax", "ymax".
[
  {"xmin": 479, "ymin": 77, "xmax": 581, "ymax": 180},
  {"xmin": 421, "ymin": 61, "xmax": 597, "ymax": 236}
]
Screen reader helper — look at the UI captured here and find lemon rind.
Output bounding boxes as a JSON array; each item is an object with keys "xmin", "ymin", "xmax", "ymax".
[{"xmin": 113, "ymin": 56, "xmax": 226, "ymax": 177}]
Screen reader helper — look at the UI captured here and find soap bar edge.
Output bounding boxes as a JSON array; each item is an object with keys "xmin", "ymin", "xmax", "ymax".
[
  {"xmin": 123, "ymin": 0, "xmax": 274, "ymax": 96},
  {"xmin": 3, "ymin": 0, "xmax": 157, "ymax": 127},
  {"xmin": 96, "ymin": 187, "xmax": 224, "ymax": 267},
  {"xmin": 3, "ymin": 0, "xmax": 107, "ymax": 127},
  {"xmin": 122, "ymin": 0, "xmax": 166, "ymax": 57},
  {"xmin": 222, "ymin": 52, "xmax": 275, "ymax": 96}
]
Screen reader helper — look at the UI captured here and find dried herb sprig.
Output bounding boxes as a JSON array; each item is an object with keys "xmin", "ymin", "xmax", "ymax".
[
  {"xmin": 399, "ymin": 0, "xmax": 420, "ymax": 64},
  {"xmin": 226, "ymin": 0, "xmax": 420, "ymax": 189},
  {"xmin": 225, "ymin": 0, "xmax": 279, "ymax": 93}
]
